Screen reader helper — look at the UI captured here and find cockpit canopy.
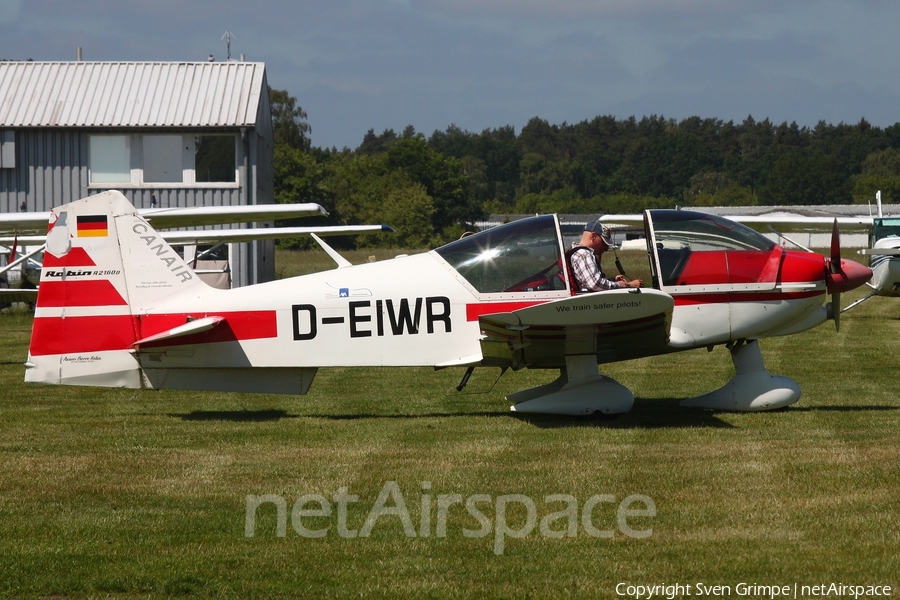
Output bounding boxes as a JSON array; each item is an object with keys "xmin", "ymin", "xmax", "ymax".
[
  {"xmin": 435, "ymin": 215, "xmax": 567, "ymax": 294},
  {"xmin": 433, "ymin": 210, "xmax": 780, "ymax": 294},
  {"xmin": 647, "ymin": 210, "xmax": 779, "ymax": 288},
  {"xmin": 648, "ymin": 210, "xmax": 775, "ymax": 252}
]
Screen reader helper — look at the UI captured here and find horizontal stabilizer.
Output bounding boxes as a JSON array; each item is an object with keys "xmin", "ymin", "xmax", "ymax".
[
  {"xmin": 434, "ymin": 354, "xmax": 483, "ymax": 368},
  {"xmin": 132, "ymin": 316, "xmax": 225, "ymax": 347}
]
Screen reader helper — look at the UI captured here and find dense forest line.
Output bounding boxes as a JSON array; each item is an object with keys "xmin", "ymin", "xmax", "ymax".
[{"xmin": 269, "ymin": 88, "xmax": 900, "ymax": 248}]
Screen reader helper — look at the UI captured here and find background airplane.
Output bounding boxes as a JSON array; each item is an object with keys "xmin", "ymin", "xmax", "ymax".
[{"xmin": 21, "ymin": 190, "xmax": 871, "ymax": 416}]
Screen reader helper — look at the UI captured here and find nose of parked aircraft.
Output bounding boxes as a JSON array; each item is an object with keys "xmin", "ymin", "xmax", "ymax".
[{"xmin": 826, "ymin": 258, "xmax": 872, "ymax": 294}]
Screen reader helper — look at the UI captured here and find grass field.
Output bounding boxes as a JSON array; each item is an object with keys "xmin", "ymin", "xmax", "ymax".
[{"xmin": 1, "ymin": 248, "xmax": 898, "ymax": 598}]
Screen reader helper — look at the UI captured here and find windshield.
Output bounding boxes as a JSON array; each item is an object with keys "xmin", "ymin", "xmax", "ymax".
[{"xmin": 435, "ymin": 215, "xmax": 566, "ymax": 293}]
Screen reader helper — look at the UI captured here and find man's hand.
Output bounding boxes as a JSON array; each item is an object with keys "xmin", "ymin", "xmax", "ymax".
[{"xmin": 615, "ymin": 275, "xmax": 642, "ymax": 288}]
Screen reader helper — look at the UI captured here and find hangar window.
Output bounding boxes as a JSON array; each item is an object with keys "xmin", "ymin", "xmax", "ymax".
[
  {"xmin": 194, "ymin": 135, "xmax": 236, "ymax": 183},
  {"xmin": 0, "ymin": 130, "xmax": 14, "ymax": 169},
  {"xmin": 89, "ymin": 135, "xmax": 131, "ymax": 183},
  {"xmin": 143, "ymin": 135, "xmax": 185, "ymax": 183},
  {"xmin": 89, "ymin": 134, "xmax": 237, "ymax": 187}
]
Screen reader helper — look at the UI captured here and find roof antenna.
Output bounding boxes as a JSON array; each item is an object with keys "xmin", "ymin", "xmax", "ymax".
[{"xmin": 222, "ymin": 30, "xmax": 236, "ymax": 61}]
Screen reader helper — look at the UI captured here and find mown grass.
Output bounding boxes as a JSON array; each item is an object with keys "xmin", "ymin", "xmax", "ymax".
[{"xmin": 0, "ymin": 248, "xmax": 898, "ymax": 598}]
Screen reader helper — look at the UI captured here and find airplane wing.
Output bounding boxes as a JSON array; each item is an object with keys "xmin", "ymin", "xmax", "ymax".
[
  {"xmin": 725, "ymin": 214, "xmax": 874, "ymax": 232},
  {"xmin": 477, "ymin": 288, "xmax": 674, "ymax": 370},
  {"xmin": 138, "ymin": 203, "xmax": 328, "ymax": 229},
  {"xmin": 0, "ymin": 287, "xmax": 38, "ymax": 304},
  {"xmin": 0, "ymin": 224, "xmax": 393, "ymax": 246},
  {"xmin": 601, "ymin": 212, "xmax": 876, "ymax": 231},
  {"xmin": 858, "ymin": 247, "xmax": 900, "ymax": 256},
  {"xmin": 0, "ymin": 202, "xmax": 328, "ymax": 237},
  {"xmin": 599, "ymin": 214, "xmax": 644, "ymax": 224},
  {"xmin": 157, "ymin": 224, "xmax": 394, "ymax": 244},
  {"xmin": 0, "ymin": 212, "xmax": 51, "ymax": 237},
  {"xmin": 0, "ymin": 235, "xmax": 48, "ymax": 245}
]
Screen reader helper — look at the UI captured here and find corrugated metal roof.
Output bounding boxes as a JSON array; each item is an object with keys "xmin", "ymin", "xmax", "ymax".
[{"xmin": 0, "ymin": 61, "xmax": 266, "ymax": 128}]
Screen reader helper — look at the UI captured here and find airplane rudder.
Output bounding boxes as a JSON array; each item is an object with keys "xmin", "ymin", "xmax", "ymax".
[
  {"xmin": 28, "ymin": 192, "xmax": 142, "ymax": 386},
  {"xmin": 37, "ymin": 191, "xmax": 133, "ymax": 312},
  {"xmin": 115, "ymin": 203, "xmax": 210, "ymax": 309}
]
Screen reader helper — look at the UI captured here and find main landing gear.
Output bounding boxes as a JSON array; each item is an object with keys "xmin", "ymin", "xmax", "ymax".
[
  {"xmin": 508, "ymin": 355, "xmax": 633, "ymax": 416},
  {"xmin": 506, "ymin": 340, "xmax": 800, "ymax": 416},
  {"xmin": 680, "ymin": 339, "xmax": 800, "ymax": 411}
]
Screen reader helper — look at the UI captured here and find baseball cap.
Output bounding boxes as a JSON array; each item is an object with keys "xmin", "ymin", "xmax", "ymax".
[{"xmin": 584, "ymin": 220, "xmax": 618, "ymax": 249}]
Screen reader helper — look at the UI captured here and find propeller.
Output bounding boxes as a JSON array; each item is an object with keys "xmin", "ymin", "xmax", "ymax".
[
  {"xmin": 827, "ymin": 219, "xmax": 842, "ymax": 331},
  {"xmin": 825, "ymin": 218, "xmax": 874, "ymax": 331}
]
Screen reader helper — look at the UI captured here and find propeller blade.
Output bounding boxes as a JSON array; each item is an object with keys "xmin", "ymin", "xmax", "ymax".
[
  {"xmin": 832, "ymin": 292, "xmax": 840, "ymax": 332},
  {"xmin": 823, "ymin": 217, "xmax": 872, "ymax": 332},
  {"xmin": 827, "ymin": 219, "xmax": 842, "ymax": 331},
  {"xmin": 830, "ymin": 218, "xmax": 841, "ymax": 274}
]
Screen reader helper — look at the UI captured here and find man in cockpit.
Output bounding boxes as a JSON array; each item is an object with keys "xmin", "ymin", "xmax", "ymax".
[{"xmin": 568, "ymin": 221, "xmax": 642, "ymax": 292}]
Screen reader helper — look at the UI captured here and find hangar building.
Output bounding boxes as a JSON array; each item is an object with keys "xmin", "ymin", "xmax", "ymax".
[{"xmin": 0, "ymin": 59, "xmax": 276, "ymax": 287}]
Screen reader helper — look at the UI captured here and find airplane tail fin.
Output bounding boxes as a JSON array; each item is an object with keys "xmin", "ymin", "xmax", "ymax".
[{"xmin": 26, "ymin": 190, "xmax": 211, "ymax": 387}]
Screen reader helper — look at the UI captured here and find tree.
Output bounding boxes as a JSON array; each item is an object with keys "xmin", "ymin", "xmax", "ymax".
[
  {"xmin": 273, "ymin": 144, "xmax": 329, "ymax": 207},
  {"xmin": 852, "ymin": 148, "xmax": 900, "ymax": 203},
  {"xmin": 272, "ymin": 144, "xmax": 331, "ymax": 249},
  {"xmin": 269, "ymin": 88, "xmax": 311, "ymax": 150},
  {"xmin": 357, "ymin": 129, "xmax": 399, "ymax": 155},
  {"xmin": 683, "ymin": 172, "xmax": 757, "ymax": 206},
  {"xmin": 386, "ymin": 136, "xmax": 483, "ymax": 236},
  {"xmin": 759, "ymin": 149, "xmax": 847, "ymax": 205}
]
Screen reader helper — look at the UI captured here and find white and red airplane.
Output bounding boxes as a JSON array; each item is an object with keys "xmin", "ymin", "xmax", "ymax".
[{"xmin": 22, "ymin": 190, "xmax": 871, "ymax": 416}]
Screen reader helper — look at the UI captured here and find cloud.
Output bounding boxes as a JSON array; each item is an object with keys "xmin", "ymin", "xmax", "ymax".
[
  {"xmin": 409, "ymin": 0, "xmax": 740, "ymax": 19},
  {"xmin": 3, "ymin": 0, "xmax": 900, "ymax": 148}
]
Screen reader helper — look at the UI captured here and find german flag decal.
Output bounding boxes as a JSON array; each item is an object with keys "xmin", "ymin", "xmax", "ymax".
[{"xmin": 77, "ymin": 215, "xmax": 108, "ymax": 237}]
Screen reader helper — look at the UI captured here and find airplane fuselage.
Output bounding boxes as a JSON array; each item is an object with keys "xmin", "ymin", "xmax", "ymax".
[{"xmin": 24, "ymin": 194, "xmax": 872, "ymax": 414}]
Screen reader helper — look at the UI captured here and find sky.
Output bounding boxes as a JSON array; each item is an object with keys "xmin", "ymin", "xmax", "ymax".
[{"xmin": 2, "ymin": 0, "xmax": 900, "ymax": 150}]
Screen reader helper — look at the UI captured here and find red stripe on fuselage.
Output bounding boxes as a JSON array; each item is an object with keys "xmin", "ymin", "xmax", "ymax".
[
  {"xmin": 36, "ymin": 280, "xmax": 127, "ymax": 307},
  {"xmin": 466, "ymin": 300, "xmax": 545, "ymax": 321},
  {"xmin": 673, "ymin": 290, "xmax": 824, "ymax": 305},
  {"xmin": 28, "ymin": 311, "xmax": 278, "ymax": 356},
  {"xmin": 136, "ymin": 311, "xmax": 278, "ymax": 348}
]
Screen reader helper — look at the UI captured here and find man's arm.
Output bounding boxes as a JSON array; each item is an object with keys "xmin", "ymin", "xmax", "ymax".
[{"xmin": 570, "ymin": 248, "xmax": 620, "ymax": 291}]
